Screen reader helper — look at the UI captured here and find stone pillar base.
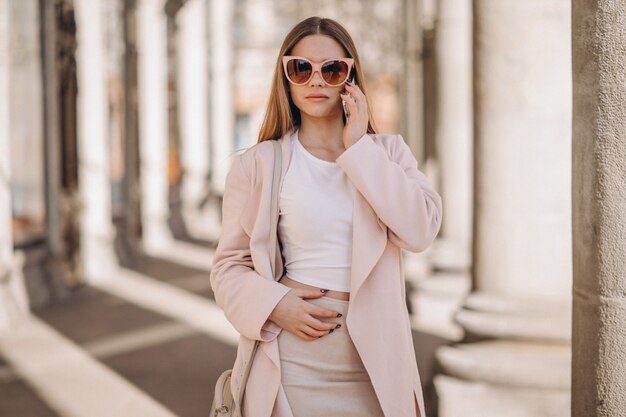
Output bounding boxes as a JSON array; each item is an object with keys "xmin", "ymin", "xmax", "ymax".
[
  {"xmin": 437, "ymin": 340, "xmax": 570, "ymax": 389},
  {"xmin": 434, "ymin": 374, "xmax": 569, "ymax": 417},
  {"xmin": 410, "ymin": 271, "xmax": 470, "ymax": 340},
  {"xmin": 435, "ymin": 292, "xmax": 572, "ymax": 417},
  {"xmin": 453, "ymin": 292, "xmax": 571, "ymax": 342},
  {"xmin": 428, "ymin": 237, "xmax": 471, "ymax": 271}
]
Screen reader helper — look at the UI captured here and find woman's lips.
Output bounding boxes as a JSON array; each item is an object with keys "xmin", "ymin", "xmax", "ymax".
[{"xmin": 306, "ymin": 96, "xmax": 329, "ymax": 101}]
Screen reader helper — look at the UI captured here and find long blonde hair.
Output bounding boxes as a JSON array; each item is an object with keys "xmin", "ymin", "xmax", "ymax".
[{"xmin": 257, "ymin": 16, "xmax": 378, "ymax": 143}]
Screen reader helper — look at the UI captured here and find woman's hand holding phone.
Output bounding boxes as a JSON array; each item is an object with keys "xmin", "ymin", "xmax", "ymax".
[{"xmin": 340, "ymin": 77, "xmax": 369, "ymax": 150}]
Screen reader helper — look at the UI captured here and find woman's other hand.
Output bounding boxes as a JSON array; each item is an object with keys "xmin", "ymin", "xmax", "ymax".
[
  {"xmin": 269, "ymin": 289, "xmax": 341, "ymax": 341},
  {"xmin": 340, "ymin": 81, "xmax": 368, "ymax": 149}
]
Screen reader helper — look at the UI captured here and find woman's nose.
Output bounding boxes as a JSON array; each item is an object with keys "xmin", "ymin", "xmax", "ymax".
[{"xmin": 309, "ymin": 70, "xmax": 325, "ymax": 86}]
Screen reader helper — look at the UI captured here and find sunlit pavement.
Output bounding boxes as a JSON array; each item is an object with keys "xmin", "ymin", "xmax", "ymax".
[
  {"xmin": 0, "ymin": 254, "xmax": 237, "ymax": 417},
  {"xmin": 0, "ymin": 251, "xmax": 459, "ymax": 417}
]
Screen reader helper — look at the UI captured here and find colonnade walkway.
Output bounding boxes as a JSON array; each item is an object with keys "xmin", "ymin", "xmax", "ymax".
[{"xmin": 0, "ymin": 244, "xmax": 461, "ymax": 417}]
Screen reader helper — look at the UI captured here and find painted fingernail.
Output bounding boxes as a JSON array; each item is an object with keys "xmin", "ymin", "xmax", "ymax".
[
  {"xmin": 335, "ymin": 324, "xmax": 342, "ymax": 328},
  {"xmin": 336, "ymin": 313, "xmax": 342, "ymax": 318},
  {"xmin": 320, "ymin": 289, "xmax": 329, "ymax": 293},
  {"xmin": 329, "ymin": 328, "xmax": 335, "ymax": 333}
]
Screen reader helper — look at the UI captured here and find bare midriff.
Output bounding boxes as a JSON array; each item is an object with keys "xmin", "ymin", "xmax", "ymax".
[{"xmin": 280, "ymin": 275, "xmax": 350, "ymax": 301}]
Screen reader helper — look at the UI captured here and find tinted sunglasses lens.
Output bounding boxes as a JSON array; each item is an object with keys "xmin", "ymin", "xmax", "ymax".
[
  {"xmin": 286, "ymin": 59, "xmax": 312, "ymax": 84},
  {"xmin": 322, "ymin": 60, "xmax": 350, "ymax": 85}
]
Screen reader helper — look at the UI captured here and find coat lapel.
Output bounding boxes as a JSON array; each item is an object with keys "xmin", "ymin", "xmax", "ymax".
[{"xmin": 349, "ymin": 191, "xmax": 388, "ymax": 297}]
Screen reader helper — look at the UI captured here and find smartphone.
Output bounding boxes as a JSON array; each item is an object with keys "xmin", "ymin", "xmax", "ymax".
[
  {"xmin": 342, "ymin": 70, "xmax": 356, "ymax": 120},
  {"xmin": 342, "ymin": 97, "xmax": 350, "ymax": 120}
]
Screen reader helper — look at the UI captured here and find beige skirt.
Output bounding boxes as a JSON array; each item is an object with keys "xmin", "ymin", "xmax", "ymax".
[{"xmin": 276, "ymin": 295, "xmax": 385, "ymax": 417}]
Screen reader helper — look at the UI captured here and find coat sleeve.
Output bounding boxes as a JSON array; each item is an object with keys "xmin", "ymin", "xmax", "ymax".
[
  {"xmin": 210, "ymin": 153, "xmax": 292, "ymax": 342},
  {"xmin": 335, "ymin": 133, "xmax": 443, "ymax": 252}
]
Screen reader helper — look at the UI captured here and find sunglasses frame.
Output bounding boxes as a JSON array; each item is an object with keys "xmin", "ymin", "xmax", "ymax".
[{"xmin": 282, "ymin": 55, "xmax": 355, "ymax": 86}]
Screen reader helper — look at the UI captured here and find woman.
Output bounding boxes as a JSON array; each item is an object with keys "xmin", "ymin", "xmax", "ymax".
[{"xmin": 210, "ymin": 16, "xmax": 442, "ymax": 417}]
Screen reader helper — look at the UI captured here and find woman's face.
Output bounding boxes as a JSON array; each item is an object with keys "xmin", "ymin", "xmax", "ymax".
[{"xmin": 287, "ymin": 35, "xmax": 349, "ymax": 120}]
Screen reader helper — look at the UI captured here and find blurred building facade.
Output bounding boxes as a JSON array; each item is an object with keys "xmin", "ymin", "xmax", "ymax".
[{"xmin": 0, "ymin": 0, "xmax": 624, "ymax": 416}]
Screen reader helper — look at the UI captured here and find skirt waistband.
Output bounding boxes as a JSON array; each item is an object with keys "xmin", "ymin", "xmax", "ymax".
[{"xmin": 305, "ymin": 295, "xmax": 349, "ymax": 319}]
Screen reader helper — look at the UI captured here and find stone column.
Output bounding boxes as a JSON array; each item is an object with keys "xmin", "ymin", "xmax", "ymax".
[
  {"xmin": 177, "ymin": 0, "xmax": 220, "ymax": 241},
  {"xmin": 122, "ymin": 0, "xmax": 142, "ymax": 257},
  {"xmin": 434, "ymin": 1, "xmax": 572, "ymax": 416},
  {"xmin": 0, "ymin": 0, "xmax": 29, "ymax": 330},
  {"xmin": 7, "ymin": 0, "xmax": 46, "ymax": 228},
  {"xmin": 209, "ymin": 0, "xmax": 235, "ymax": 195},
  {"xmin": 429, "ymin": 0, "xmax": 472, "ymax": 271},
  {"xmin": 41, "ymin": 0, "xmax": 75, "ymax": 294},
  {"xmin": 572, "ymin": 1, "xmax": 626, "ymax": 416},
  {"xmin": 405, "ymin": 0, "xmax": 472, "ymax": 339},
  {"xmin": 75, "ymin": 0, "xmax": 119, "ymax": 282},
  {"xmin": 400, "ymin": 0, "xmax": 428, "ymax": 284},
  {"xmin": 136, "ymin": 0, "xmax": 173, "ymax": 252},
  {"xmin": 400, "ymin": 0, "xmax": 424, "ymax": 161}
]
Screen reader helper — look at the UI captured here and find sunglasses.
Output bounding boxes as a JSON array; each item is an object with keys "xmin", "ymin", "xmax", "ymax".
[{"xmin": 282, "ymin": 55, "xmax": 355, "ymax": 86}]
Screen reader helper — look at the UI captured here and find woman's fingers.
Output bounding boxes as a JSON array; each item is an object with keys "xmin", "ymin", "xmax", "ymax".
[
  {"xmin": 341, "ymin": 83, "xmax": 369, "ymax": 146},
  {"xmin": 340, "ymin": 91, "xmax": 356, "ymax": 112},
  {"xmin": 346, "ymin": 83, "xmax": 367, "ymax": 118},
  {"xmin": 294, "ymin": 288, "xmax": 327, "ymax": 299},
  {"xmin": 344, "ymin": 83, "xmax": 361, "ymax": 104},
  {"xmin": 345, "ymin": 82, "xmax": 363, "ymax": 99},
  {"xmin": 300, "ymin": 324, "xmax": 329, "ymax": 338},
  {"xmin": 296, "ymin": 330, "xmax": 319, "ymax": 341},
  {"xmin": 278, "ymin": 288, "xmax": 342, "ymax": 340},
  {"xmin": 305, "ymin": 302, "xmax": 342, "ymax": 319},
  {"xmin": 304, "ymin": 314, "xmax": 339, "ymax": 332}
]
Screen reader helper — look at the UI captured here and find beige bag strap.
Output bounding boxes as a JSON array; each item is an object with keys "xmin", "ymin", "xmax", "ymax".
[
  {"xmin": 234, "ymin": 139, "xmax": 282, "ymax": 415},
  {"xmin": 269, "ymin": 139, "xmax": 282, "ymax": 277}
]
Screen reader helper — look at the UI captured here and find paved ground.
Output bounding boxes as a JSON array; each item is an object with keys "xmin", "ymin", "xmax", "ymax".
[{"xmin": 0, "ymin": 250, "xmax": 450, "ymax": 417}]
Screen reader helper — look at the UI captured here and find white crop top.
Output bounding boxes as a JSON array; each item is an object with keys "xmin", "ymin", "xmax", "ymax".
[{"xmin": 277, "ymin": 131, "xmax": 355, "ymax": 292}]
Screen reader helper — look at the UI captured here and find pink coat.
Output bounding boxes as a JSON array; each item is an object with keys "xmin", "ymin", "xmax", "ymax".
[{"xmin": 210, "ymin": 129, "xmax": 442, "ymax": 417}]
